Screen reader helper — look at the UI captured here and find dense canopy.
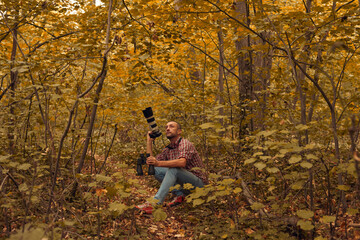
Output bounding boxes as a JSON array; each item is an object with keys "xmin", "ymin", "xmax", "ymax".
[{"xmin": 1, "ymin": 0, "xmax": 360, "ymax": 239}]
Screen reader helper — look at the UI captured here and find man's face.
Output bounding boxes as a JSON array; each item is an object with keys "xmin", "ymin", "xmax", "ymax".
[{"xmin": 165, "ymin": 122, "xmax": 181, "ymax": 139}]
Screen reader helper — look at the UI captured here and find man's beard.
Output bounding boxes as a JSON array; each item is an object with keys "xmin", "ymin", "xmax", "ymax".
[{"xmin": 166, "ymin": 132, "xmax": 176, "ymax": 139}]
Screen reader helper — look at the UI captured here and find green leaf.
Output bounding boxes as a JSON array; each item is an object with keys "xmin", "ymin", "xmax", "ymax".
[
  {"xmin": 254, "ymin": 162, "xmax": 266, "ymax": 170},
  {"xmin": 8, "ymin": 162, "xmax": 19, "ymax": 168},
  {"xmin": 244, "ymin": 158, "xmax": 256, "ymax": 165},
  {"xmin": 220, "ymin": 179, "xmax": 235, "ymax": 185},
  {"xmin": 296, "ymin": 209, "xmax": 314, "ymax": 219},
  {"xmin": 88, "ymin": 182, "xmax": 97, "ymax": 187},
  {"xmin": 300, "ymin": 161, "xmax": 313, "ymax": 169},
  {"xmin": 19, "ymin": 183, "xmax": 29, "ymax": 192},
  {"xmin": 190, "ymin": 187, "xmax": 210, "ymax": 199},
  {"xmin": 279, "ymin": 149, "xmax": 292, "ymax": 154},
  {"xmin": 215, "ymin": 190, "xmax": 231, "ymax": 197},
  {"xmin": 30, "ymin": 196, "xmax": 39, "ymax": 204},
  {"xmin": 233, "ymin": 187, "xmax": 242, "ymax": 194},
  {"xmin": 314, "ymin": 237, "xmax": 327, "ymax": 240},
  {"xmin": 95, "ymin": 174, "xmax": 112, "ymax": 182},
  {"xmin": 0, "ymin": 155, "xmax": 10, "ymax": 163},
  {"xmin": 250, "ymin": 202, "xmax": 265, "ymax": 210},
  {"xmin": 193, "ymin": 198, "xmax": 205, "ymax": 207},
  {"xmin": 221, "ymin": 234, "xmax": 228, "ymax": 239},
  {"xmin": 117, "ymin": 163, "xmax": 129, "ymax": 168},
  {"xmin": 337, "ymin": 185, "xmax": 351, "ymax": 191},
  {"xmin": 304, "ymin": 143, "xmax": 317, "ymax": 150},
  {"xmin": 291, "ymin": 146, "xmax": 303, "ymax": 152},
  {"xmin": 253, "ymin": 152, "xmax": 264, "ymax": 157},
  {"xmin": 347, "ymin": 208, "xmax": 359, "ymax": 215},
  {"xmin": 305, "ymin": 154, "xmax": 318, "ymax": 160},
  {"xmin": 259, "ymin": 156, "xmax": 271, "ymax": 160},
  {"xmin": 289, "ymin": 155, "xmax": 302, "ymax": 164},
  {"xmin": 291, "ymin": 181, "xmax": 304, "ymax": 190},
  {"xmin": 8, "ymin": 224, "xmax": 45, "ymax": 240},
  {"xmin": 183, "ymin": 183, "xmax": 194, "ymax": 190},
  {"xmin": 295, "ymin": 124, "xmax": 309, "ymax": 131},
  {"xmin": 199, "ymin": 122, "xmax": 216, "ymax": 129},
  {"xmin": 11, "ymin": 65, "xmax": 30, "ymax": 73},
  {"xmin": 321, "ymin": 215, "xmax": 336, "ymax": 223},
  {"xmin": 153, "ymin": 208, "xmax": 167, "ymax": 221},
  {"xmin": 209, "ymin": 173, "xmax": 221, "ymax": 179},
  {"xmin": 63, "ymin": 220, "xmax": 76, "ymax": 226},
  {"xmin": 266, "ymin": 167, "xmax": 280, "ymax": 173},
  {"xmin": 191, "ymin": 167, "xmax": 205, "ymax": 172},
  {"xmin": 18, "ymin": 163, "xmax": 32, "ymax": 170},
  {"xmin": 139, "ymin": 53, "xmax": 150, "ymax": 61},
  {"xmin": 108, "ymin": 202, "xmax": 128, "ymax": 214},
  {"xmin": 207, "ymin": 195, "xmax": 217, "ymax": 202},
  {"xmin": 297, "ymin": 220, "xmax": 314, "ymax": 231},
  {"xmin": 268, "ymin": 186, "xmax": 276, "ymax": 192}
]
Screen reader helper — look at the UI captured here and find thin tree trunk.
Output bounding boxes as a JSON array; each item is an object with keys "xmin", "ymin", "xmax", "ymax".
[
  {"xmin": 46, "ymin": 101, "xmax": 78, "ymax": 222},
  {"xmin": 8, "ymin": 27, "xmax": 18, "ymax": 155},
  {"xmin": 252, "ymin": 31, "xmax": 272, "ymax": 131},
  {"xmin": 70, "ymin": 0, "xmax": 113, "ymax": 197},
  {"xmin": 235, "ymin": 0, "xmax": 253, "ymax": 138},
  {"xmin": 98, "ymin": 124, "xmax": 118, "ymax": 174},
  {"xmin": 349, "ymin": 116, "xmax": 360, "ymax": 200},
  {"xmin": 217, "ymin": 26, "xmax": 225, "ymax": 128}
]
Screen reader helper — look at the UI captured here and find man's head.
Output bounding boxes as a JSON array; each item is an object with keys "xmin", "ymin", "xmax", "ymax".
[{"xmin": 165, "ymin": 121, "xmax": 182, "ymax": 140}]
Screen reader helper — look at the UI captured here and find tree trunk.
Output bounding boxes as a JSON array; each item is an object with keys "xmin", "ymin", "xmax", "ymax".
[
  {"xmin": 70, "ymin": 0, "xmax": 113, "ymax": 197},
  {"xmin": 252, "ymin": 31, "xmax": 272, "ymax": 131},
  {"xmin": 217, "ymin": 26, "xmax": 225, "ymax": 128},
  {"xmin": 8, "ymin": 28, "xmax": 18, "ymax": 155},
  {"xmin": 235, "ymin": 0, "xmax": 253, "ymax": 137}
]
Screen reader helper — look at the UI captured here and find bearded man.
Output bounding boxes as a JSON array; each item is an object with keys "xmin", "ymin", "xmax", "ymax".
[{"xmin": 136, "ymin": 121, "xmax": 207, "ymax": 214}]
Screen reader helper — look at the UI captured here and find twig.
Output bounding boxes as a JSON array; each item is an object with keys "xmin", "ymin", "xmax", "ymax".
[
  {"xmin": 98, "ymin": 124, "xmax": 118, "ymax": 174},
  {"xmin": 0, "ymin": 175, "xmax": 9, "ymax": 191}
]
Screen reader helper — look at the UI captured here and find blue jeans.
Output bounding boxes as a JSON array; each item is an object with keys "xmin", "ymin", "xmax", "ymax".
[{"xmin": 154, "ymin": 167, "xmax": 204, "ymax": 204}]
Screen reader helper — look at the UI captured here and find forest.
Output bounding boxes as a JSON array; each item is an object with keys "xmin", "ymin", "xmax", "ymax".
[{"xmin": 1, "ymin": 0, "xmax": 360, "ymax": 239}]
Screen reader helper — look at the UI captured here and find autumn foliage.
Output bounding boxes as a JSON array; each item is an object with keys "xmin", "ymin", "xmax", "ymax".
[{"xmin": 1, "ymin": 0, "xmax": 360, "ymax": 239}]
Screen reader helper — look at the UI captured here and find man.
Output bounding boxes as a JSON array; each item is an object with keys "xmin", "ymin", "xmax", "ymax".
[{"xmin": 136, "ymin": 121, "xmax": 207, "ymax": 214}]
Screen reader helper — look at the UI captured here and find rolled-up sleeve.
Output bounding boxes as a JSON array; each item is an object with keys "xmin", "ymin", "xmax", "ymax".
[{"xmin": 177, "ymin": 141, "xmax": 195, "ymax": 160}]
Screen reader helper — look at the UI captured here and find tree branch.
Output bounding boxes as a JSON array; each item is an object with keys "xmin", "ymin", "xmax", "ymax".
[{"xmin": 98, "ymin": 124, "xmax": 118, "ymax": 174}]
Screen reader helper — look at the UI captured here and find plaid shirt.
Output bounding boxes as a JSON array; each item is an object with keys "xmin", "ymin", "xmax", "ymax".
[{"xmin": 156, "ymin": 137, "xmax": 208, "ymax": 184}]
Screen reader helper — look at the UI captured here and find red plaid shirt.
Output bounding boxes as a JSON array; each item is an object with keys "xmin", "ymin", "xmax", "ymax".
[{"xmin": 156, "ymin": 137, "xmax": 208, "ymax": 184}]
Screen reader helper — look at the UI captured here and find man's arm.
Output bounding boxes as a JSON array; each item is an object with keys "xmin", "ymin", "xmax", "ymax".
[
  {"xmin": 157, "ymin": 158, "xmax": 186, "ymax": 168},
  {"xmin": 146, "ymin": 131, "xmax": 154, "ymax": 156},
  {"xmin": 146, "ymin": 156, "xmax": 186, "ymax": 168}
]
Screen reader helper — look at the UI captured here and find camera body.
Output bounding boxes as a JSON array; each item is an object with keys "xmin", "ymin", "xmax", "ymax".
[
  {"xmin": 142, "ymin": 107, "xmax": 162, "ymax": 139},
  {"xmin": 136, "ymin": 153, "xmax": 155, "ymax": 176}
]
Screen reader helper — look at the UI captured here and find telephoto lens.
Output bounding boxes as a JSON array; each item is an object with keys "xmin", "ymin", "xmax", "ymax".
[
  {"xmin": 147, "ymin": 153, "xmax": 155, "ymax": 175},
  {"xmin": 142, "ymin": 107, "xmax": 162, "ymax": 139}
]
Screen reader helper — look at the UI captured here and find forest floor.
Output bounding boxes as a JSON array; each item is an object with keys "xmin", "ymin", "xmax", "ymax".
[
  {"xmin": 120, "ymin": 173, "xmax": 204, "ymax": 240},
  {"xmin": 92, "ymin": 158, "xmax": 360, "ymax": 240},
  {"xmin": 4, "ymin": 157, "xmax": 360, "ymax": 239}
]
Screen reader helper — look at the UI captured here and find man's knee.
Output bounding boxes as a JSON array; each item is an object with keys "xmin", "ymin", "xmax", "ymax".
[
  {"xmin": 155, "ymin": 167, "xmax": 168, "ymax": 181},
  {"xmin": 166, "ymin": 167, "xmax": 180, "ymax": 176}
]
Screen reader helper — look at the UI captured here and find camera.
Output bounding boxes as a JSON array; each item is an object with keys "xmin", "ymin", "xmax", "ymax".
[
  {"xmin": 142, "ymin": 107, "xmax": 162, "ymax": 139},
  {"xmin": 136, "ymin": 153, "xmax": 155, "ymax": 176}
]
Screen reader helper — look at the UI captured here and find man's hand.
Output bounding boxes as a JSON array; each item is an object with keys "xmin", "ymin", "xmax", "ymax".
[
  {"xmin": 147, "ymin": 131, "xmax": 155, "ymax": 142},
  {"xmin": 146, "ymin": 156, "xmax": 158, "ymax": 166}
]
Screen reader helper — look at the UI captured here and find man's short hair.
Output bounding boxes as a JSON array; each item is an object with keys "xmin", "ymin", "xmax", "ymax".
[
  {"xmin": 169, "ymin": 121, "xmax": 181, "ymax": 130},
  {"xmin": 175, "ymin": 121, "xmax": 182, "ymax": 130}
]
